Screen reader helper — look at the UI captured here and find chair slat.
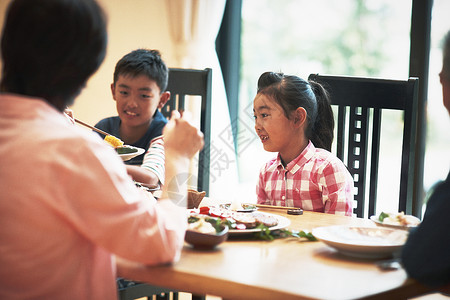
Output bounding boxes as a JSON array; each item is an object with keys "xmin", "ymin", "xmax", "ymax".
[
  {"xmin": 368, "ymin": 108, "xmax": 382, "ymax": 217},
  {"xmin": 164, "ymin": 68, "xmax": 213, "ymax": 195}
]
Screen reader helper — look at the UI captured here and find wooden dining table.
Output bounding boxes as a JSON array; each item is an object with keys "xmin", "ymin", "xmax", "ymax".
[{"xmin": 116, "ymin": 206, "xmax": 432, "ymax": 300}]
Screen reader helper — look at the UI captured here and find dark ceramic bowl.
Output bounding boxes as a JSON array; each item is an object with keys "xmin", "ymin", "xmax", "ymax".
[{"xmin": 185, "ymin": 224, "xmax": 229, "ymax": 250}]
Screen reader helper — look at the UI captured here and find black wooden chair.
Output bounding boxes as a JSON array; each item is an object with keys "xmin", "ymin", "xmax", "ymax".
[
  {"xmin": 308, "ymin": 74, "xmax": 420, "ymax": 218},
  {"xmin": 118, "ymin": 68, "xmax": 212, "ymax": 300},
  {"xmin": 162, "ymin": 68, "xmax": 213, "ymax": 196}
]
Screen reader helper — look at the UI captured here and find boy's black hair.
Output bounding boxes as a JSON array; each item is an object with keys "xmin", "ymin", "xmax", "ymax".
[
  {"xmin": 113, "ymin": 49, "xmax": 169, "ymax": 93},
  {"xmin": 0, "ymin": 0, "xmax": 107, "ymax": 111}
]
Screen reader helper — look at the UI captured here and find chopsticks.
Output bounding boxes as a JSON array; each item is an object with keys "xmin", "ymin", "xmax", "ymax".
[
  {"xmin": 74, "ymin": 118, "xmax": 110, "ymax": 136},
  {"xmin": 75, "ymin": 118, "xmax": 165, "ymax": 144},
  {"xmin": 245, "ymin": 203, "xmax": 300, "ymax": 210}
]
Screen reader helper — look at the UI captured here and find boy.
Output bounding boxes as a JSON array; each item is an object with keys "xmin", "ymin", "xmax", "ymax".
[{"xmin": 96, "ymin": 49, "xmax": 170, "ymax": 187}]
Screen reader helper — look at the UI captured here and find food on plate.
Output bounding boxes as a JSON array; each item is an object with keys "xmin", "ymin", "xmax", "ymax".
[
  {"xmin": 377, "ymin": 211, "xmax": 420, "ymax": 227},
  {"xmin": 104, "ymin": 135, "xmax": 124, "ymax": 148},
  {"xmin": 115, "ymin": 146, "xmax": 138, "ymax": 155},
  {"xmin": 188, "ymin": 215, "xmax": 225, "ymax": 234},
  {"xmin": 252, "ymin": 212, "xmax": 279, "ymax": 227},
  {"xmin": 188, "ymin": 217, "xmax": 217, "ymax": 234},
  {"xmin": 229, "ymin": 200, "xmax": 244, "ymax": 211},
  {"xmin": 232, "ymin": 213, "xmax": 257, "ymax": 228},
  {"xmin": 219, "ymin": 203, "xmax": 257, "ymax": 212},
  {"xmin": 196, "ymin": 206, "xmax": 279, "ymax": 230}
]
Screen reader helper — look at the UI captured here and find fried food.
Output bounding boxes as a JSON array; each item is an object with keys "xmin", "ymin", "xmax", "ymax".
[{"xmin": 104, "ymin": 135, "xmax": 124, "ymax": 148}]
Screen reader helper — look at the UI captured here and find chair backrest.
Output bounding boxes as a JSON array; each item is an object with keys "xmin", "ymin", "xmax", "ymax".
[
  {"xmin": 162, "ymin": 68, "xmax": 212, "ymax": 196},
  {"xmin": 308, "ymin": 74, "xmax": 419, "ymax": 218}
]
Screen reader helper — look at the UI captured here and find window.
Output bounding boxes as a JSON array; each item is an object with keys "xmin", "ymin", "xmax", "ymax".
[{"xmin": 235, "ymin": 0, "xmax": 424, "ymax": 213}]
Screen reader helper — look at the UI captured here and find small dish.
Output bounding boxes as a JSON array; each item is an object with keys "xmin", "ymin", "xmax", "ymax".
[
  {"xmin": 116, "ymin": 146, "xmax": 145, "ymax": 161},
  {"xmin": 185, "ymin": 224, "xmax": 229, "ymax": 250},
  {"xmin": 370, "ymin": 214, "xmax": 420, "ymax": 231}
]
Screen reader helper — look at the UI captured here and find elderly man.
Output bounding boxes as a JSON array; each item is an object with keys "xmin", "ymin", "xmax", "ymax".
[{"xmin": 401, "ymin": 30, "xmax": 450, "ymax": 294}]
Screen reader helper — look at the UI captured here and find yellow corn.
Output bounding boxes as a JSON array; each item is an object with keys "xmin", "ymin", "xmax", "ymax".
[{"xmin": 104, "ymin": 135, "xmax": 124, "ymax": 148}]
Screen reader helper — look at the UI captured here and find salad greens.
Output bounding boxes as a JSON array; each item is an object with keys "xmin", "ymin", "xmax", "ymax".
[
  {"xmin": 378, "ymin": 212, "xmax": 390, "ymax": 222},
  {"xmin": 254, "ymin": 224, "xmax": 317, "ymax": 241},
  {"xmin": 116, "ymin": 146, "xmax": 138, "ymax": 154},
  {"xmin": 188, "ymin": 215, "xmax": 317, "ymax": 241}
]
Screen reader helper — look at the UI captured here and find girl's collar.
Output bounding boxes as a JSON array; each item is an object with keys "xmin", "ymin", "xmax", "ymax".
[{"xmin": 276, "ymin": 141, "xmax": 315, "ymax": 171}]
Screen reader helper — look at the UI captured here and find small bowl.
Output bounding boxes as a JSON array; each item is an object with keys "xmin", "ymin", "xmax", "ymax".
[{"xmin": 185, "ymin": 225, "xmax": 229, "ymax": 250}]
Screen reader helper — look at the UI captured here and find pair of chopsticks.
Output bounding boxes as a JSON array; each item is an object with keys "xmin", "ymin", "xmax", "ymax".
[
  {"xmin": 75, "ymin": 118, "xmax": 164, "ymax": 143},
  {"xmin": 245, "ymin": 203, "xmax": 299, "ymax": 210},
  {"xmin": 74, "ymin": 118, "xmax": 110, "ymax": 136}
]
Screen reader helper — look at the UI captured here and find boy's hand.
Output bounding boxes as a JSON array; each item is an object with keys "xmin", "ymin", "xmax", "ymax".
[{"xmin": 163, "ymin": 110, "xmax": 204, "ymax": 159}]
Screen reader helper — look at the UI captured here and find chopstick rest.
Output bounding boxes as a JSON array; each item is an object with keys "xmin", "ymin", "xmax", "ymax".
[{"xmin": 287, "ymin": 209, "xmax": 303, "ymax": 215}]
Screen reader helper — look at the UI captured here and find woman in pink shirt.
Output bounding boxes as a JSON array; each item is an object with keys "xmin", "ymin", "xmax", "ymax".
[
  {"xmin": 254, "ymin": 72, "xmax": 353, "ymax": 216},
  {"xmin": 0, "ymin": 0, "xmax": 203, "ymax": 299}
]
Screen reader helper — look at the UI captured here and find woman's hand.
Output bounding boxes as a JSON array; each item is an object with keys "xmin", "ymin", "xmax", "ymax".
[
  {"xmin": 160, "ymin": 110, "xmax": 204, "ymax": 205},
  {"xmin": 163, "ymin": 110, "xmax": 204, "ymax": 159},
  {"xmin": 64, "ymin": 108, "xmax": 75, "ymax": 124}
]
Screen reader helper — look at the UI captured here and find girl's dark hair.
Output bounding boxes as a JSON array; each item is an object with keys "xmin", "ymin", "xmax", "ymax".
[
  {"xmin": 113, "ymin": 49, "xmax": 169, "ymax": 93},
  {"xmin": 0, "ymin": 0, "xmax": 107, "ymax": 111},
  {"xmin": 257, "ymin": 72, "xmax": 334, "ymax": 151}
]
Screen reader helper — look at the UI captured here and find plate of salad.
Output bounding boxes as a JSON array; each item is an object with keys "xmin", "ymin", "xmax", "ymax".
[{"xmin": 191, "ymin": 206, "xmax": 290, "ymax": 236}]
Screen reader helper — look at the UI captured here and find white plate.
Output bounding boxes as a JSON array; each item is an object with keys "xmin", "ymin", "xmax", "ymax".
[
  {"xmin": 312, "ymin": 225, "xmax": 408, "ymax": 259},
  {"xmin": 219, "ymin": 203, "xmax": 258, "ymax": 212},
  {"xmin": 228, "ymin": 212, "xmax": 291, "ymax": 235},
  {"xmin": 117, "ymin": 146, "xmax": 145, "ymax": 161},
  {"xmin": 370, "ymin": 215, "xmax": 420, "ymax": 231}
]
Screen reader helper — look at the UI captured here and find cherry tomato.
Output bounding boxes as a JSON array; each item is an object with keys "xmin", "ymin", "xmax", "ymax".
[{"xmin": 199, "ymin": 207, "xmax": 210, "ymax": 215}]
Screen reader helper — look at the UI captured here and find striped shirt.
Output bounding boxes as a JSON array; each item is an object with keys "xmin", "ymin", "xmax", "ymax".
[
  {"xmin": 141, "ymin": 136, "xmax": 165, "ymax": 184},
  {"xmin": 256, "ymin": 141, "xmax": 353, "ymax": 216}
]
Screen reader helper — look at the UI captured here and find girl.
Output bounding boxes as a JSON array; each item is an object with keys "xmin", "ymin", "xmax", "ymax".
[{"xmin": 254, "ymin": 72, "xmax": 353, "ymax": 216}]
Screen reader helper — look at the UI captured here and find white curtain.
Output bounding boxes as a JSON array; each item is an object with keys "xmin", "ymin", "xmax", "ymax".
[{"xmin": 166, "ymin": 0, "xmax": 239, "ymax": 199}]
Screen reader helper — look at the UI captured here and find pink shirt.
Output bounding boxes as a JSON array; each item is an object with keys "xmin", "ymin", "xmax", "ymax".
[
  {"xmin": 0, "ymin": 94, "xmax": 187, "ymax": 299},
  {"xmin": 257, "ymin": 141, "xmax": 354, "ymax": 216}
]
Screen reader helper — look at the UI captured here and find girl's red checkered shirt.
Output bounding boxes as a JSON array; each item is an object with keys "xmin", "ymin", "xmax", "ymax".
[{"xmin": 256, "ymin": 141, "xmax": 354, "ymax": 216}]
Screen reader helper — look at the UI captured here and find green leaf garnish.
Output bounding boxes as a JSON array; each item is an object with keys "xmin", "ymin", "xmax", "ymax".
[
  {"xmin": 379, "ymin": 212, "xmax": 389, "ymax": 222},
  {"xmin": 252, "ymin": 225, "xmax": 317, "ymax": 241}
]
